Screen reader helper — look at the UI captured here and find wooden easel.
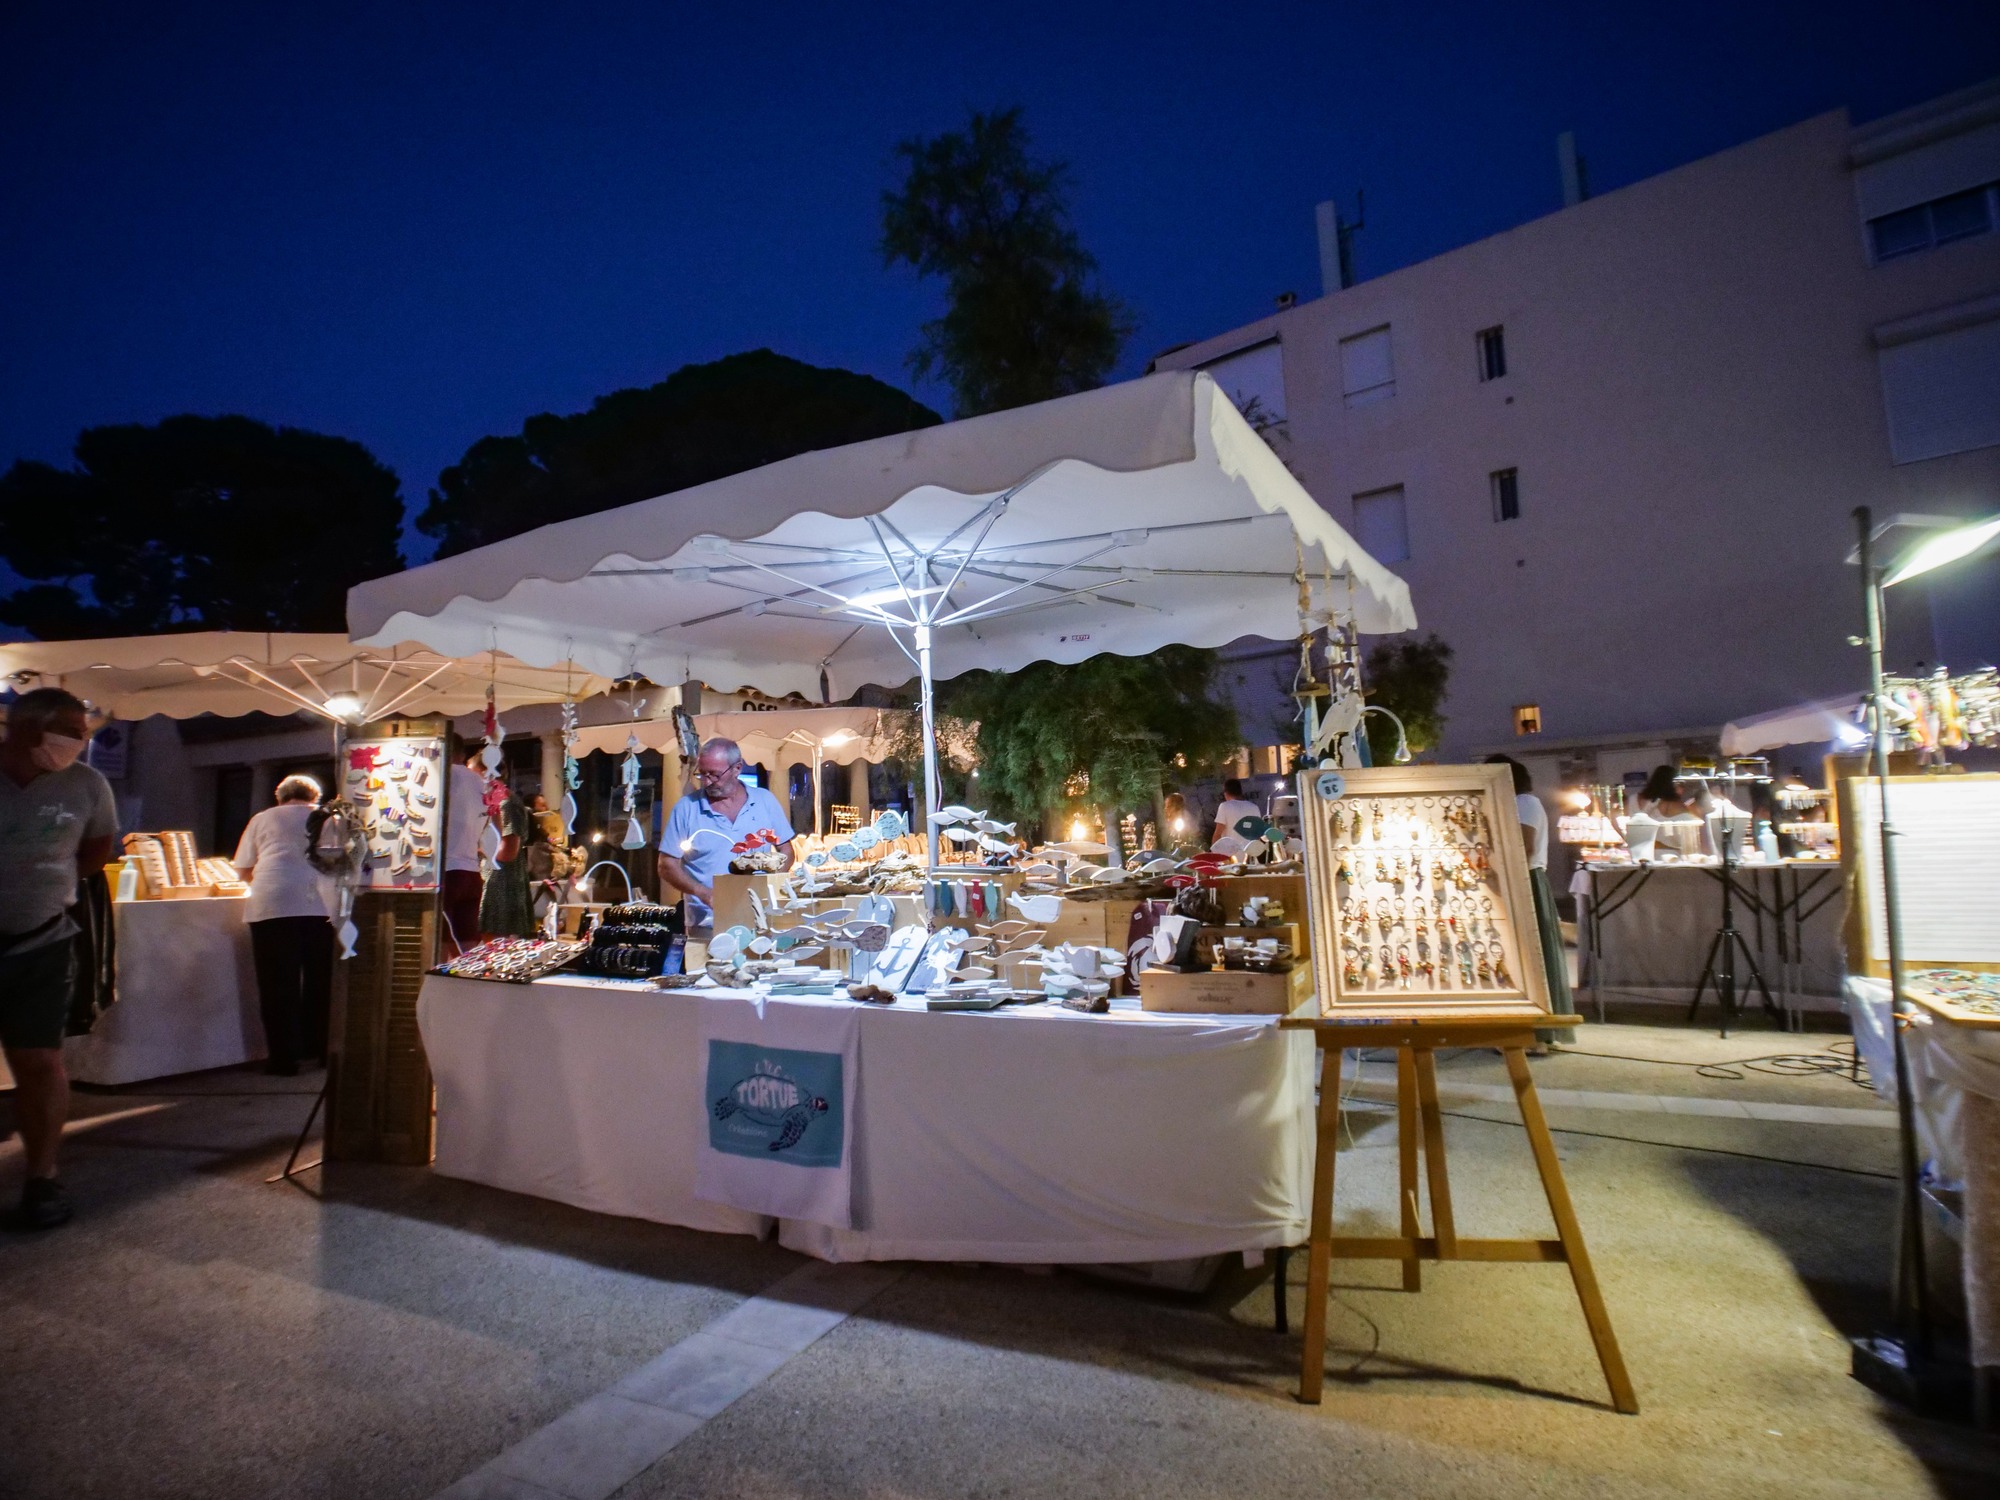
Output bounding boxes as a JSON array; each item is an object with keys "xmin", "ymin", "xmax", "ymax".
[{"xmin": 1282, "ymin": 1010, "xmax": 1638, "ymax": 1414}]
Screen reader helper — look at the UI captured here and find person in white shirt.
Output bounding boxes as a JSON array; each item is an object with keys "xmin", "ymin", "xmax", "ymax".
[
  {"xmin": 1486, "ymin": 754, "xmax": 1572, "ymax": 1041},
  {"xmin": 441, "ymin": 750, "xmax": 492, "ymax": 958},
  {"xmin": 1211, "ymin": 779, "xmax": 1262, "ymax": 848},
  {"xmin": 232, "ymin": 774, "xmax": 334, "ymax": 1076}
]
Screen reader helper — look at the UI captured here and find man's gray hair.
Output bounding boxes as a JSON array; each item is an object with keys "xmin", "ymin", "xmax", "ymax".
[
  {"xmin": 7, "ymin": 686, "xmax": 88, "ymax": 733},
  {"xmin": 699, "ymin": 737, "xmax": 743, "ymax": 766},
  {"xmin": 275, "ymin": 774, "xmax": 322, "ymax": 805}
]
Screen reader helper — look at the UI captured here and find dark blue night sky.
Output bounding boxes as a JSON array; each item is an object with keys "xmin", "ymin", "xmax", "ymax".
[{"xmin": 4, "ymin": 2, "xmax": 1996, "ymax": 557}]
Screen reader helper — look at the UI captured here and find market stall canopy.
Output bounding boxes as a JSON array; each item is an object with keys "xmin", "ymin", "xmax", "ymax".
[
  {"xmin": 1719, "ymin": 694, "xmax": 1867, "ymax": 755},
  {"xmin": 561, "ymin": 706, "xmax": 971, "ymax": 764},
  {"xmin": 0, "ymin": 632, "xmax": 613, "ymax": 722},
  {"xmin": 347, "ymin": 371, "xmax": 1418, "ymax": 698}
]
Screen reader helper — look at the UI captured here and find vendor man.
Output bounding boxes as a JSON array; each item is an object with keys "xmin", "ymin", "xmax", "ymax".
[
  {"xmin": 0, "ymin": 687, "xmax": 116, "ymax": 1231},
  {"xmin": 658, "ymin": 737, "xmax": 794, "ymax": 936}
]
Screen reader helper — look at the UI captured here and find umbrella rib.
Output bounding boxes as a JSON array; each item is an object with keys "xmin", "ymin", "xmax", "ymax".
[
  {"xmin": 369, "ymin": 659, "xmax": 456, "ymax": 721},
  {"xmin": 931, "ymin": 541, "xmax": 1122, "ymax": 626},
  {"xmin": 952, "ymin": 563, "xmax": 1141, "ymax": 609},
  {"xmin": 968, "ymin": 513, "xmax": 1266, "ymax": 554}
]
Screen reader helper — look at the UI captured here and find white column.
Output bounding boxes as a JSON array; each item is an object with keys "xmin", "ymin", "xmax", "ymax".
[{"xmin": 848, "ymin": 759, "xmax": 870, "ymax": 822}]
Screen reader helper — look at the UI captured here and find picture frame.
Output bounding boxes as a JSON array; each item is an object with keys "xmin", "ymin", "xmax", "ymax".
[{"xmin": 1298, "ymin": 761, "xmax": 1551, "ymax": 1015}]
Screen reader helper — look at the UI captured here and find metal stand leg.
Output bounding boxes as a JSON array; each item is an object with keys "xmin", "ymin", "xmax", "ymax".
[{"xmin": 265, "ymin": 1078, "xmax": 328, "ymax": 1185}]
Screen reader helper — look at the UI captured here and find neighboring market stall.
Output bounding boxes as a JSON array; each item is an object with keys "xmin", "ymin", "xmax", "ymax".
[
  {"xmin": 350, "ymin": 369, "xmax": 1416, "ymax": 1265},
  {"xmin": 0, "ymin": 633, "xmax": 608, "ymax": 1085}
]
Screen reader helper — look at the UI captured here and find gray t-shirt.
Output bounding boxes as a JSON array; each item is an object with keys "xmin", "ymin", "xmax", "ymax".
[{"xmin": 0, "ymin": 761, "xmax": 118, "ymax": 949}]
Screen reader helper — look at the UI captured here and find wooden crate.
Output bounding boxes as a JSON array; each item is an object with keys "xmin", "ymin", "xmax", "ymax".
[
  {"xmin": 1138, "ymin": 964, "xmax": 1312, "ymax": 1015},
  {"xmin": 327, "ymin": 889, "xmax": 437, "ymax": 1165}
]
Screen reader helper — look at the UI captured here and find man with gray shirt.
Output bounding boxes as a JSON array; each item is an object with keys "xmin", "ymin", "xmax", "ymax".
[{"xmin": 0, "ymin": 688, "xmax": 116, "ymax": 1229}]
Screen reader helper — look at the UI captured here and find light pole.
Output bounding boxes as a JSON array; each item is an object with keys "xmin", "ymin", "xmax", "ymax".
[{"xmin": 1847, "ymin": 504, "xmax": 2000, "ymax": 1415}]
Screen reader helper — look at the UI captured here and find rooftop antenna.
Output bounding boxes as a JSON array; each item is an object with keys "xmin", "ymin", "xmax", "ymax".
[
  {"xmin": 1314, "ymin": 190, "xmax": 1366, "ymax": 296},
  {"xmin": 1558, "ymin": 131, "xmax": 1590, "ymax": 207}
]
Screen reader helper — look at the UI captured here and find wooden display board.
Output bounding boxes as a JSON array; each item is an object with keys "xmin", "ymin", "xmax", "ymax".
[
  {"xmin": 1298, "ymin": 762, "xmax": 1550, "ymax": 1015},
  {"xmin": 1837, "ymin": 773, "xmax": 2000, "ymax": 981}
]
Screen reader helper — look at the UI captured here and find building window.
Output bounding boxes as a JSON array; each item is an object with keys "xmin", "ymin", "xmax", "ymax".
[
  {"xmin": 1514, "ymin": 705, "xmax": 1542, "ymax": 736},
  {"xmin": 1490, "ymin": 467, "xmax": 1520, "ymax": 522},
  {"xmin": 1868, "ymin": 182, "xmax": 1998, "ymax": 263},
  {"xmin": 1339, "ymin": 326, "xmax": 1395, "ymax": 407},
  {"xmin": 1878, "ymin": 312, "xmax": 2000, "ymax": 464},
  {"xmin": 1351, "ymin": 485, "xmax": 1410, "ymax": 563},
  {"xmin": 1477, "ymin": 325, "xmax": 1507, "ymax": 381}
]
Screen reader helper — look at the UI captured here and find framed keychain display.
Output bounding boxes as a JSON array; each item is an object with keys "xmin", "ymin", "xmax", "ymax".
[{"xmin": 1299, "ymin": 762, "xmax": 1551, "ymax": 1014}]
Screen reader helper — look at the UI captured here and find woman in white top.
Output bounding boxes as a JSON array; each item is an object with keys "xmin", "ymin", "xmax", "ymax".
[
  {"xmin": 1485, "ymin": 755, "xmax": 1573, "ymax": 1042},
  {"xmin": 232, "ymin": 774, "xmax": 333, "ymax": 1076}
]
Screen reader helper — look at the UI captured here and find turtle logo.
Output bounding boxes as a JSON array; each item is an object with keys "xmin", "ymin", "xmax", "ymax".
[{"xmin": 713, "ymin": 1064, "xmax": 829, "ymax": 1153}]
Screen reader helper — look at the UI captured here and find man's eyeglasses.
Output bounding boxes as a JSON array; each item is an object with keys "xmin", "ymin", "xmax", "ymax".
[{"xmin": 695, "ymin": 766, "xmax": 738, "ymax": 782}]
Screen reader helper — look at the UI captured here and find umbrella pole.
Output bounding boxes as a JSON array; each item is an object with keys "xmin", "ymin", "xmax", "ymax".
[{"xmin": 918, "ymin": 625, "xmax": 940, "ymax": 873}]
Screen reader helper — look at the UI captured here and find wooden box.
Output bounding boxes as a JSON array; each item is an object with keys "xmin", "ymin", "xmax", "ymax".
[
  {"xmin": 1138, "ymin": 964, "xmax": 1313, "ymax": 1015},
  {"xmin": 1299, "ymin": 762, "xmax": 1549, "ymax": 1016}
]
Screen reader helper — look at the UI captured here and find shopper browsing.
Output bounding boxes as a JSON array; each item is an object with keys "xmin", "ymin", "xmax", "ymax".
[
  {"xmin": 440, "ymin": 748, "xmax": 491, "ymax": 958},
  {"xmin": 658, "ymin": 738, "xmax": 794, "ymax": 936},
  {"xmin": 232, "ymin": 775, "xmax": 335, "ymax": 1077},
  {"xmin": 1485, "ymin": 754, "xmax": 1575, "ymax": 1044},
  {"xmin": 1211, "ymin": 778, "xmax": 1261, "ymax": 848},
  {"xmin": 0, "ymin": 688, "xmax": 116, "ymax": 1230}
]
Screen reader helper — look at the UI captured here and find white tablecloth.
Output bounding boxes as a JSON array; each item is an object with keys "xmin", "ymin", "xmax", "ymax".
[
  {"xmin": 1575, "ymin": 862, "xmax": 1845, "ymax": 1008},
  {"xmin": 64, "ymin": 897, "xmax": 264, "ymax": 1085},
  {"xmin": 1846, "ymin": 976, "xmax": 2000, "ymax": 1368},
  {"xmin": 418, "ymin": 974, "xmax": 1314, "ymax": 1265}
]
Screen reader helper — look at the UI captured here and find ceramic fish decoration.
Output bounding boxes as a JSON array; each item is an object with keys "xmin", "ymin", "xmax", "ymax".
[{"xmin": 932, "ymin": 805, "xmax": 979, "ymax": 825}]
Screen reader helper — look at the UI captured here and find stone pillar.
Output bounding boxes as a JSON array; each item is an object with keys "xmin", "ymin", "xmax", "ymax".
[{"xmin": 848, "ymin": 759, "xmax": 870, "ymax": 822}]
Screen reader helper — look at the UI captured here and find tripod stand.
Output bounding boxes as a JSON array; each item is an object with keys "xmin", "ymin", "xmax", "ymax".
[{"xmin": 1685, "ymin": 830, "xmax": 1778, "ymax": 1036}]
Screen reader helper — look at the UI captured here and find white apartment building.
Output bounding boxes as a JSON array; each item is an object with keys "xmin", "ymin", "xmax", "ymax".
[{"xmin": 1153, "ymin": 78, "xmax": 2000, "ymax": 788}]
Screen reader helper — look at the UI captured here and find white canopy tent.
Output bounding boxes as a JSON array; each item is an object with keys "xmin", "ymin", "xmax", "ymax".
[
  {"xmin": 1719, "ymin": 694, "xmax": 1868, "ymax": 756},
  {"xmin": 350, "ymin": 371, "xmax": 1417, "ymax": 864},
  {"xmin": 0, "ymin": 632, "xmax": 614, "ymax": 724}
]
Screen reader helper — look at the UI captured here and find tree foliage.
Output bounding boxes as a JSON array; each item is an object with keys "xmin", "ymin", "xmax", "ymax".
[
  {"xmin": 419, "ymin": 349, "xmax": 941, "ymax": 557},
  {"xmin": 941, "ymin": 648, "xmax": 1239, "ymax": 834},
  {"xmin": 882, "ymin": 107, "xmax": 1133, "ymax": 417},
  {"xmin": 0, "ymin": 415, "xmax": 404, "ymax": 638},
  {"xmin": 1363, "ymin": 633, "xmax": 1454, "ymax": 762}
]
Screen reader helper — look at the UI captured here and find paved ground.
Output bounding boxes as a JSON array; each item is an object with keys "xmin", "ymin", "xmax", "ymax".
[{"xmin": 3, "ymin": 1015, "xmax": 1995, "ymax": 1499}]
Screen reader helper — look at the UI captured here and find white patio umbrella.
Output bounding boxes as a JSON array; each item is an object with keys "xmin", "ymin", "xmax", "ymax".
[
  {"xmin": 1719, "ymin": 694, "xmax": 1868, "ymax": 756},
  {"xmin": 0, "ymin": 632, "xmax": 612, "ymax": 723},
  {"xmin": 350, "ymin": 371, "xmax": 1417, "ymax": 866}
]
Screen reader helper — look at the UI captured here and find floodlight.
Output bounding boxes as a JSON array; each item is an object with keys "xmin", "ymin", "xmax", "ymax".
[{"xmin": 1881, "ymin": 513, "xmax": 2000, "ymax": 588}]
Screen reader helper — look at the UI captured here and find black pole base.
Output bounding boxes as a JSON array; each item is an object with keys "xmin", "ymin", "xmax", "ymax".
[{"xmin": 1850, "ymin": 1334, "xmax": 1974, "ymax": 1422}]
